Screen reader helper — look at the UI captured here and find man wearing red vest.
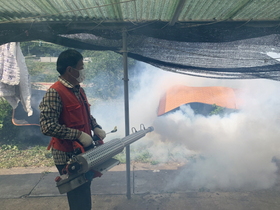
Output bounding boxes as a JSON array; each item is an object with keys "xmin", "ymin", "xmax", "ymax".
[{"xmin": 39, "ymin": 49, "xmax": 106, "ymax": 210}]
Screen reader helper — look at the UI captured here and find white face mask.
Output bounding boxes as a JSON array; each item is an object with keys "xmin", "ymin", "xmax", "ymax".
[{"xmin": 71, "ymin": 68, "xmax": 85, "ymax": 83}]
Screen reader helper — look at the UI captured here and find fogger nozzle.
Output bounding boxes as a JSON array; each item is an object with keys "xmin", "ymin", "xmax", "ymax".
[{"xmin": 106, "ymin": 126, "xmax": 117, "ymax": 134}]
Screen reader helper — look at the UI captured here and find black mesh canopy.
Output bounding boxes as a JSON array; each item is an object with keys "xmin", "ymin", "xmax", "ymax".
[{"xmin": 1, "ymin": 21, "xmax": 280, "ymax": 80}]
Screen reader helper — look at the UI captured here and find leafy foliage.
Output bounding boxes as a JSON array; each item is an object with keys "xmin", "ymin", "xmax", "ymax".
[
  {"xmin": 0, "ymin": 99, "xmax": 53, "ymax": 169},
  {"xmin": 20, "ymin": 41, "xmax": 67, "ymax": 57},
  {"xmin": 0, "ymin": 98, "xmax": 10, "ymax": 129},
  {"xmin": 0, "ymin": 145, "xmax": 53, "ymax": 168},
  {"xmin": 209, "ymin": 104, "xmax": 226, "ymax": 116},
  {"xmin": 0, "ymin": 98, "xmax": 22, "ymax": 145},
  {"xmin": 83, "ymin": 51, "xmax": 136, "ymax": 99},
  {"xmin": 209, "ymin": 104, "xmax": 237, "ymax": 117},
  {"xmin": 25, "ymin": 57, "xmax": 58, "ymax": 82}
]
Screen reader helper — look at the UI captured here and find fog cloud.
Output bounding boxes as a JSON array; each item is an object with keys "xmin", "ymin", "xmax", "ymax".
[{"xmin": 91, "ymin": 62, "xmax": 280, "ymax": 191}]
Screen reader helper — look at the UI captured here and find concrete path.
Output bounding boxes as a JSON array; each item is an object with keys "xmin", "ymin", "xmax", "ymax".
[{"xmin": 1, "ymin": 163, "xmax": 280, "ymax": 210}]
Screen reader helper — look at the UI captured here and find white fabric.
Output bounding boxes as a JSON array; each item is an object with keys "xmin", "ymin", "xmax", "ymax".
[
  {"xmin": 0, "ymin": 42, "xmax": 20, "ymax": 85},
  {"xmin": 17, "ymin": 43, "xmax": 32, "ymax": 116},
  {"xmin": 0, "ymin": 42, "xmax": 32, "ymax": 116}
]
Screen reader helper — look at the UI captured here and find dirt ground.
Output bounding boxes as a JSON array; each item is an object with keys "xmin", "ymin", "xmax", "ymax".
[
  {"xmin": 1, "ymin": 163, "xmax": 280, "ymax": 210},
  {"xmin": 2, "ymin": 190, "xmax": 280, "ymax": 210}
]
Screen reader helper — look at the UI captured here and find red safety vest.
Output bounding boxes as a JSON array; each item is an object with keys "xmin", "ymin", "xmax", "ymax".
[{"xmin": 47, "ymin": 81, "xmax": 92, "ymax": 152}]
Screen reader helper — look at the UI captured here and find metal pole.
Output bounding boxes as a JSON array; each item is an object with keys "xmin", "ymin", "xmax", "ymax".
[{"xmin": 122, "ymin": 28, "xmax": 131, "ymax": 199}]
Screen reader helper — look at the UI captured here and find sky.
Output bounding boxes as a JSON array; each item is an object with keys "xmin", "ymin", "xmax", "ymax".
[{"xmin": 91, "ymin": 61, "xmax": 280, "ymax": 191}]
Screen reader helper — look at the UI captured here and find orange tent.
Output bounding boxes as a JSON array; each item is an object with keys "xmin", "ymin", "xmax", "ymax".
[{"xmin": 158, "ymin": 85, "xmax": 242, "ymax": 116}]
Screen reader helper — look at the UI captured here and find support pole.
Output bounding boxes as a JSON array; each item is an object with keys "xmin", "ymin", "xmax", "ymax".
[{"xmin": 122, "ymin": 28, "xmax": 131, "ymax": 199}]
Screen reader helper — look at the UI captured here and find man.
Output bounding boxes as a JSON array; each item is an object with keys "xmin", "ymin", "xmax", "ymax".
[{"xmin": 39, "ymin": 49, "xmax": 106, "ymax": 210}]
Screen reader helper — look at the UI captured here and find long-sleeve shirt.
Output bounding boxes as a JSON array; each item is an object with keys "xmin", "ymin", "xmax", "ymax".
[{"xmin": 39, "ymin": 77, "xmax": 99, "ymax": 165}]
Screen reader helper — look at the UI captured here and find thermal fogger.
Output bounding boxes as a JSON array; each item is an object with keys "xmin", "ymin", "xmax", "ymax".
[{"xmin": 55, "ymin": 125, "xmax": 154, "ymax": 194}]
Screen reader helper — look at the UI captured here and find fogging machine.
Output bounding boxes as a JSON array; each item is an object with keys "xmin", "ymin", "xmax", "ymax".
[{"xmin": 55, "ymin": 125, "xmax": 154, "ymax": 194}]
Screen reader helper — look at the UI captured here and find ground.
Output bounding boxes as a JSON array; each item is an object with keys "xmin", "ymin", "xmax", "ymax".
[{"xmin": 1, "ymin": 163, "xmax": 280, "ymax": 210}]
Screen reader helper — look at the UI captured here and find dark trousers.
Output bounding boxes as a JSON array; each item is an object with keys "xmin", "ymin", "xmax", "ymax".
[{"xmin": 56, "ymin": 165, "xmax": 92, "ymax": 210}]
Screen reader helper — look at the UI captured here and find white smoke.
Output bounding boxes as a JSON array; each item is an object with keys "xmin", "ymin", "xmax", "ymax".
[{"xmin": 91, "ymin": 62, "xmax": 280, "ymax": 191}]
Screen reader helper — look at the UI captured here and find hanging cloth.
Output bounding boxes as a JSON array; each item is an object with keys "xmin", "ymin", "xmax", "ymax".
[{"xmin": 0, "ymin": 42, "xmax": 32, "ymax": 116}]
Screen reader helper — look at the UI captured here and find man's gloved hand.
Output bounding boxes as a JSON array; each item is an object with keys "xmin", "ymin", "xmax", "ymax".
[
  {"xmin": 78, "ymin": 132, "xmax": 93, "ymax": 147},
  {"xmin": 94, "ymin": 127, "xmax": 106, "ymax": 140}
]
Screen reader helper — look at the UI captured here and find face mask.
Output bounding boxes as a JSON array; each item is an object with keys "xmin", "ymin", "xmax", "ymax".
[{"xmin": 70, "ymin": 68, "xmax": 85, "ymax": 83}]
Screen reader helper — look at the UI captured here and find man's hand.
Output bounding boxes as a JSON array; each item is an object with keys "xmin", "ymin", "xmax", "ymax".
[
  {"xmin": 94, "ymin": 127, "xmax": 106, "ymax": 140},
  {"xmin": 78, "ymin": 132, "xmax": 93, "ymax": 147}
]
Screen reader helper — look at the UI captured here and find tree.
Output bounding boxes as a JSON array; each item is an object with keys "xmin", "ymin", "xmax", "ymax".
[
  {"xmin": 21, "ymin": 41, "xmax": 137, "ymax": 99},
  {"xmin": 84, "ymin": 51, "xmax": 123, "ymax": 99},
  {"xmin": 20, "ymin": 41, "xmax": 67, "ymax": 57}
]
